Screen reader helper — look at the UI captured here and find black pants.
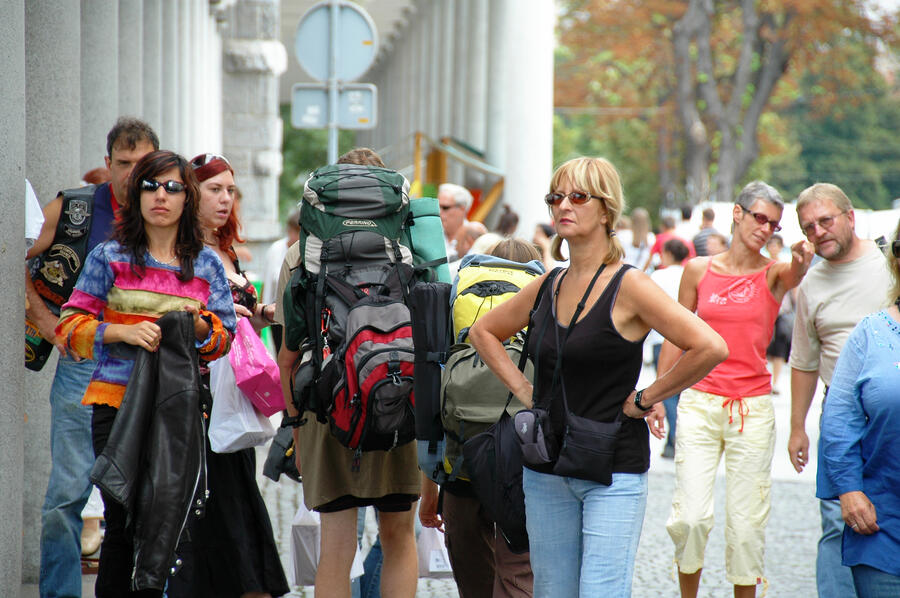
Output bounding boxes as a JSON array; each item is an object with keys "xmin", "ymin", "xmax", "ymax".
[{"xmin": 92, "ymin": 404, "xmax": 163, "ymax": 598}]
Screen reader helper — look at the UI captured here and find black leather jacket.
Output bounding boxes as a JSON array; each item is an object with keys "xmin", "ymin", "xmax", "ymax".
[{"xmin": 90, "ymin": 311, "xmax": 207, "ymax": 591}]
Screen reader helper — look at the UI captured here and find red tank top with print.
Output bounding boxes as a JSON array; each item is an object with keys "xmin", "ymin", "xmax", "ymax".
[{"xmin": 693, "ymin": 260, "xmax": 780, "ymax": 398}]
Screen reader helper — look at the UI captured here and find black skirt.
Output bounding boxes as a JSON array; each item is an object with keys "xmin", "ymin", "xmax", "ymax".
[{"xmin": 166, "ymin": 381, "xmax": 289, "ymax": 598}]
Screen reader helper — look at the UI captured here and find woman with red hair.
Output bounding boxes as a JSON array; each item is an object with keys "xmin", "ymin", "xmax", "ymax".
[{"xmin": 165, "ymin": 153, "xmax": 288, "ymax": 598}]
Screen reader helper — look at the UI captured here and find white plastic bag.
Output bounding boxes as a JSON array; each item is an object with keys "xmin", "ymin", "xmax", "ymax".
[
  {"xmin": 208, "ymin": 357, "xmax": 276, "ymax": 453},
  {"xmin": 289, "ymin": 502, "xmax": 365, "ymax": 587},
  {"xmin": 416, "ymin": 526, "xmax": 453, "ymax": 579}
]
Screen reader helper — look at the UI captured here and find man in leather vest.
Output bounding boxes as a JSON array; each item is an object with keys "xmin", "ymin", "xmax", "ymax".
[{"xmin": 25, "ymin": 117, "xmax": 158, "ymax": 598}]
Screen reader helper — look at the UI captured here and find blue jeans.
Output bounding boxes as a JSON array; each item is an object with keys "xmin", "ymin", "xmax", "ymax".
[
  {"xmin": 817, "ymin": 497, "xmax": 858, "ymax": 596},
  {"xmin": 852, "ymin": 564, "xmax": 900, "ymax": 598},
  {"xmin": 652, "ymin": 343, "xmax": 679, "ymax": 449},
  {"xmin": 523, "ymin": 468, "xmax": 647, "ymax": 597},
  {"xmin": 39, "ymin": 356, "xmax": 96, "ymax": 598}
]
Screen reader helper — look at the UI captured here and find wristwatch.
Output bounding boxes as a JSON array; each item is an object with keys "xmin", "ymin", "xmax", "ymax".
[{"xmin": 633, "ymin": 389, "xmax": 652, "ymax": 412}]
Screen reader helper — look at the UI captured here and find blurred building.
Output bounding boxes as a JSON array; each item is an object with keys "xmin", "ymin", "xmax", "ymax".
[{"xmin": 1, "ymin": 0, "xmax": 554, "ymax": 587}]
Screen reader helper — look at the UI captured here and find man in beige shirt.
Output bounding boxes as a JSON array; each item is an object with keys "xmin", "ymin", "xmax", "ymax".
[{"xmin": 788, "ymin": 183, "xmax": 892, "ymax": 598}]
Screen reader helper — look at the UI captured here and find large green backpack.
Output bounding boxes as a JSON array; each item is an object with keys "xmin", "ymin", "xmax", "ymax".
[{"xmin": 439, "ymin": 337, "xmax": 533, "ymax": 481}]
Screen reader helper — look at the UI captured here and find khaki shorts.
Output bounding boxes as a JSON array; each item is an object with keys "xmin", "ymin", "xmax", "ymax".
[{"xmin": 665, "ymin": 388, "xmax": 775, "ymax": 586}]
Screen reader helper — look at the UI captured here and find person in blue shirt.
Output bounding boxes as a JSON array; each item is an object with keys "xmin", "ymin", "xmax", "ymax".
[{"xmin": 819, "ymin": 220, "xmax": 900, "ymax": 598}]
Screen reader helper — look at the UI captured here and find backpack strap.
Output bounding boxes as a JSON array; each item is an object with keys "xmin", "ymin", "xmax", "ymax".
[{"xmin": 502, "ymin": 268, "xmax": 562, "ymax": 412}]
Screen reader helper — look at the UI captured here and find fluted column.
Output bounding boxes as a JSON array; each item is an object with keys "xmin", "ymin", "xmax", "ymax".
[
  {"xmin": 496, "ymin": 0, "xmax": 555, "ymax": 238},
  {"xmin": 24, "ymin": 0, "xmax": 82, "ymax": 581},
  {"xmin": 0, "ymin": 1, "xmax": 26, "ymax": 590},
  {"xmin": 142, "ymin": 0, "xmax": 163, "ymax": 134},
  {"xmin": 119, "ymin": 0, "xmax": 143, "ymax": 116},
  {"xmin": 161, "ymin": 0, "xmax": 180, "ymax": 149},
  {"xmin": 81, "ymin": 0, "xmax": 120, "ymax": 172}
]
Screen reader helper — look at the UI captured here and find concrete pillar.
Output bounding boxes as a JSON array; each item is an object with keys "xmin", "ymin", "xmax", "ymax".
[
  {"xmin": 81, "ymin": 0, "xmax": 120, "ymax": 173},
  {"xmin": 426, "ymin": 1, "xmax": 440, "ymax": 138},
  {"xmin": 466, "ymin": 0, "xmax": 488, "ymax": 153},
  {"xmin": 411, "ymin": 2, "xmax": 426, "ymax": 135},
  {"xmin": 398, "ymin": 9, "xmax": 415, "ymax": 140},
  {"xmin": 497, "ymin": 0, "xmax": 555, "ymax": 238},
  {"xmin": 24, "ymin": 0, "xmax": 82, "ymax": 582},
  {"xmin": 178, "ymin": 0, "xmax": 192, "ymax": 154},
  {"xmin": 0, "ymin": 2, "xmax": 26, "ymax": 591},
  {"xmin": 222, "ymin": 0, "xmax": 287, "ymax": 253},
  {"xmin": 119, "ymin": 0, "xmax": 143, "ymax": 116},
  {"xmin": 485, "ymin": 0, "xmax": 510, "ymax": 179},
  {"xmin": 447, "ymin": 0, "xmax": 467, "ymax": 184},
  {"xmin": 439, "ymin": 0, "xmax": 454, "ymax": 138},
  {"xmin": 161, "ymin": 0, "xmax": 180, "ymax": 150},
  {"xmin": 142, "ymin": 0, "xmax": 163, "ymax": 134}
]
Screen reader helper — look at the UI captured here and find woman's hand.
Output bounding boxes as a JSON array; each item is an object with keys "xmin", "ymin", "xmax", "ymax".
[
  {"xmin": 623, "ymin": 390, "xmax": 654, "ymax": 420},
  {"xmin": 234, "ymin": 303, "xmax": 254, "ymax": 318},
  {"xmin": 840, "ymin": 490, "xmax": 879, "ymax": 535},
  {"xmin": 109, "ymin": 321, "xmax": 162, "ymax": 351},
  {"xmin": 645, "ymin": 402, "xmax": 666, "ymax": 439},
  {"xmin": 513, "ymin": 380, "xmax": 534, "ymax": 409},
  {"xmin": 419, "ymin": 476, "xmax": 444, "ymax": 532},
  {"xmin": 184, "ymin": 304, "xmax": 211, "ymax": 341}
]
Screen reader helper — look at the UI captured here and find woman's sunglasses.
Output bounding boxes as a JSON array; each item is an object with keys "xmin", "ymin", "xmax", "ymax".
[
  {"xmin": 892, "ymin": 240, "xmax": 900, "ymax": 258},
  {"xmin": 140, "ymin": 179, "xmax": 185, "ymax": 194},
  {"xmin": 191, "ymin": 153, "xmax": 231, "ymax": 169},
  {"xmin": 740, "ymin": 206, "xmax": 782, "ymax": 232},
  {"xmin": 544, "ymin": 191, "xmax": 605, "ymax": 206}
]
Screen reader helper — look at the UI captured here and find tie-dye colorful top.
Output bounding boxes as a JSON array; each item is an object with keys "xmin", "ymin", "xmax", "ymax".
[{"xmin": 56, "ymin": 240, "xmax": 237, "ymax": 408}]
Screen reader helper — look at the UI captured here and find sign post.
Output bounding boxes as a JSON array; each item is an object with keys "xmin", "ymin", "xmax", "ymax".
[{"xmin": 293, "ymin": 0, "xmax": 378, "ymax": 164}]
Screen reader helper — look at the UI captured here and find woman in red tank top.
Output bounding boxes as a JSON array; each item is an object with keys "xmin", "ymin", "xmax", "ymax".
[{"xmin": 659, "ymin": 181, "xmax": 815, "ymax": 598}]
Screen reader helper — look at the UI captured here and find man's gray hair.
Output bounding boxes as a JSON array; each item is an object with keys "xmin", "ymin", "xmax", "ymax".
[
  {"xmin": 439, "ymin": 183, "xmax": 473, "ymax": 211},
  {"xmin": 736, "ymin": 181, "xmax": 783, "ymax": 211}
]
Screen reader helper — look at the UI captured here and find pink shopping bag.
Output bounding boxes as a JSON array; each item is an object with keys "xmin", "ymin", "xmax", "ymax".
[{"xmin": 228, "ymin": 318, "xmax": 284, "ymax": 417}]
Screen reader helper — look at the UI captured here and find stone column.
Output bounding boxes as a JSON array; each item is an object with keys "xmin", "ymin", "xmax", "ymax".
[
  {"xmin": 81, "ymin": 0, "xmax": 120, "ymax": 173},
  {"xmin": 426, "ymin": 1, "xmax": 440, "ymax": 138},
  {"xmin": 497, "ymin": 0, "xmax": 555, "ymax": 238},
  {"xmin": 178, "ymin": 0, "xmax": 192, "ymax": 154},
  {"xmin": 439, "ymin": 0, "xmax": 454, "ymax": 138},
  {"xmin": 142, "ymin": 0, "xmax": 163, "ymax": 135},
  {"xmin": 411, "ymin": 2, "xmax": 426, "ymax": 134},
  {"xmin": 24, "ymin": 0, "xmax": 82, "ymax": 581},
  {"xmin": 485, "ymin": 0, "xmax": 510, "ymax": 181},
  {"xmin": 464, "ymin": 0, "xmax": 488, "ymax": 189},
  {"xmin": 0, "ymin": 1, "xmax": 26, "ymax": 590},
  {"xmin": 160, "ymin": 0, "xmax": 180, "ymax": 150},
  {"xmin": 466, "ymin": 0, "xmax": 488, "ymax": 152},
  {"xmin": 222, "ymin": 0, "xmax": 287, "ymax": 256},
  {"xmin": 119, "ymin": 0, "xmax": 143, "ymax": 117},
  {"xmin": 447, "ymin": 0, "xmax": 467, "ymax": 184}
]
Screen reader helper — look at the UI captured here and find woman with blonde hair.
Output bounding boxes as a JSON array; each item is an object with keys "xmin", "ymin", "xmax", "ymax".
[{"xmin": 469, "ymin": 156, "xmax": 728, "ymax": 596}]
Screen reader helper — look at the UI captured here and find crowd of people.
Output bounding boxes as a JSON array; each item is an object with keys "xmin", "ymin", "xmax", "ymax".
[{"xmin": 24, "ymin": 116, "xmax": 900, "ymax": 598}]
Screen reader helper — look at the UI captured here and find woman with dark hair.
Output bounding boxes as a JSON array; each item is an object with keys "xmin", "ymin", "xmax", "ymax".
[
  {"xmin": 163, "ymin": 153, "xmax": 288, "ymax": 598},
  {"xmin": 469, "ymin": 156, "xmax": 727, "ymax": 596},
  {"xmin": 56, "ymin": 150, "xmax": 236, "ymax": 597}
]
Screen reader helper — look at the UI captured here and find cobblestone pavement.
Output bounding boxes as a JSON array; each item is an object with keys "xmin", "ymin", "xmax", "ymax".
[
  {"xmin": 31, "ymin": 360, "xmax": 821, "ymax": 597},
  {"xmin": 259, "ymin": 361, "xmax": 825, "ymax": 597},
  {"xmin": 260, "ymin": 466, "xmax": 819, "ymax": 598}
]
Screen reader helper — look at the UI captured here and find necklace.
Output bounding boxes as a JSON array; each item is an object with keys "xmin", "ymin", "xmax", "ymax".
[{"xmin": 149, "ymin": 249, "xmax": 178, "ymax": 265}]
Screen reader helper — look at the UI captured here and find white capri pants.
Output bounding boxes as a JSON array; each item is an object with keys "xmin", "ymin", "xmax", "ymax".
[{"xmin": 665, "ymin": 388, "xmax": 775, "ymax": 586}]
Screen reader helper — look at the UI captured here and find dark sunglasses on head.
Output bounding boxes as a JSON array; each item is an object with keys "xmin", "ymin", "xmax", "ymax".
[
  {"xmin": 191, "ymin": 153, "xmax": 230, "ymax": 169},
  {"xmin": 140, "ymin": 179, "xmax": 185, "ymax": 194},
  {"xmin": 740, "ymin": 206, "xmax": 782, "ymax": 232},
  {"xmin": 544, "ymin": 191, "xmax": 605, "ymax": 206}
]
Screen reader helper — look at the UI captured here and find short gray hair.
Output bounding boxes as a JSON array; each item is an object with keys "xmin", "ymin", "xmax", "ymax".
[
  {"xmin": 736, "ymin": 181, "xmax": 783, "ymax": 211},
  {"xmin": 439, "ymin": 183, "xmax": 473, "ymax": 211}
]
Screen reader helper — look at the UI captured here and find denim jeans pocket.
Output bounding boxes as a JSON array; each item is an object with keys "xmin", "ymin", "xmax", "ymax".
[{"xmin": 552, "ymin": 413, "xmax": 620, "ymax": 485}]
